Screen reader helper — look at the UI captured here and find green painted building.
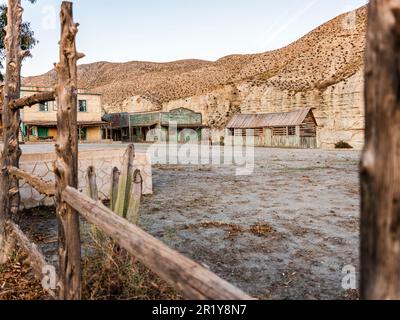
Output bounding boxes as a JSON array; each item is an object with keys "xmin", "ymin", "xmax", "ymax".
[{"xmin": 103, "ymin": 108, "xmax": 206, "ymax": 143}]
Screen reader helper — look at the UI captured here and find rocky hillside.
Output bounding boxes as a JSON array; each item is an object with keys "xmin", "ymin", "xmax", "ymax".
[{"xmin": 23, "ymin": 6, "xmax": 367, "ymax": 149}]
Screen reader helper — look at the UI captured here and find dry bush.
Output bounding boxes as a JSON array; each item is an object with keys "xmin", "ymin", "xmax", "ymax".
[
  {"xmin": 0, "ymin": 248, "xmax": 47, "ymax": 300},
  {"xmin": 81, "ymin": 228, "xmax": 181, "ymax": 300},
  {"xmin": 335, "ymin": 141, "xmax": 353, "ymax": 149}
]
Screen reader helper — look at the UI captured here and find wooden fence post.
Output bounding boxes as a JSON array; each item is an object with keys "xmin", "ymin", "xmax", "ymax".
[
  {"xmin": 53, "ymin": 1, "xmax": 84, "ymax": 300},
  {"xmin": 0, "ymin": 0, "xmax": 24, "ymax": 263},
  {"xmin": 110, "ymin": 167, "xmax": 120, "ymax": 211},
  {"xmin": 86, "ymin": 166, "xmax": 98, "ymax": 201},
  {"xmin": 361, "ymin": 0, "xmax": 400, "ymax": 300},
  {"xmin": 126, "ymin": 169, "xmax": 143, "ymax": 225},
  {"xmin": 115, "ymin": 144, "xmax": 135, "ymax": 217}
]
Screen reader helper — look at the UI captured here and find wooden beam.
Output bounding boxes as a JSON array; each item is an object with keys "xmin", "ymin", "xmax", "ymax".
[
  {"xmin": 62, "ymin": 186, "xmax": 253, "ymax": 300},
  {"xmin": 53, "ymin": 1, "xmax": 83, "ymax": 300},
  {"xmin": 0, "ymin": 0, "xmax": 24, "ymax": 264},
  {"xmin": 7, "ymin": 166, "xmax": 56, "ymax": 197},
  {"xmin": 361, "ymin": 0, "xmax": 400, "ymax": 300},
  {"xmin": 9, "ymin": 91, "xmax": 56, "ymax": 110},
  {"xmin": 6, "ymin": 221, "xmax": 57, "ymax": 299}
]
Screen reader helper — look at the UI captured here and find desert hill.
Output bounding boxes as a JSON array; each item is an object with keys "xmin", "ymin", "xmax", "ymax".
[{"xmin": 23, "ymin": 7, "xmax": 366, "ymax": 110}]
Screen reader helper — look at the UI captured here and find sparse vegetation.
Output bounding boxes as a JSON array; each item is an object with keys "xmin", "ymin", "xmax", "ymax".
[
  {"xmin": 82, "ymin": 230, "xmax": 181, "ymax": 300},
  {"xmin": 335, "ymin": 141, "xmax": 353, "ymax": 149},
  {"xmin": 0, "ymin": 248, "xmax": 47, "ymax": 300}
]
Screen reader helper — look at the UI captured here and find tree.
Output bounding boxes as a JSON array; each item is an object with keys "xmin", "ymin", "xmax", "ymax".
[{"xmin": 0, "ymin": 0, "xmax": 37, "ymax": 81}]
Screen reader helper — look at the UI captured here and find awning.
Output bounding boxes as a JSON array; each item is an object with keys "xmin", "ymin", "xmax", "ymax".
[{"xmin": 23, "ymin": 121, "xmax": 109, "ymax": 127}]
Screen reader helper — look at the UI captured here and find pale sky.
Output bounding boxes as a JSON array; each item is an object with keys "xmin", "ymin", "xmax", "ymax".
[{"xmin": 1, "ymin": 0, "xmax": 368, "ymax": 76}]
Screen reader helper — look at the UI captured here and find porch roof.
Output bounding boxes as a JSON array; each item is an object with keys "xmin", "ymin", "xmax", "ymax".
[{"xmin": 23, "ymin": 121, "xmax": 108, "ymax": 127}]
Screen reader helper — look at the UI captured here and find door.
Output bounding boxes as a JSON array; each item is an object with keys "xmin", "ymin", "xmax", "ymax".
[
  {"xmin": 37, "ymin": 127, "xmax": 49, "ymax": 138},
  {"xmin": 264, "ymin": 128, "xmax": 272, "ymax": 147},
  {"xmin": 78, "ymin": 128, "xmax": 87, "ymax": 141}
]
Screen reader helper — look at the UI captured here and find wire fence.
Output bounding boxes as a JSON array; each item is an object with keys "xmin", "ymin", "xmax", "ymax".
[{"xmin": 19, "ymin": 149, "xmax": 152, "ymax": 209}]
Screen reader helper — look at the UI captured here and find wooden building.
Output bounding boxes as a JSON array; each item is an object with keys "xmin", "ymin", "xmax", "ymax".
[
  {"xmin": 103, "ymin": 107, "xmax": 206, "ymax": 143},
  {"xmin": 226, "ymin": 108, "xmax": 318, "ymax": 148}
]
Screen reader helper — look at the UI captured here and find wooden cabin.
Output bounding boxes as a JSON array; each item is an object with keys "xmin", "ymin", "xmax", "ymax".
[{"xmin": 226, "ymin": 108, "xmax": 318, "ymax": 149}]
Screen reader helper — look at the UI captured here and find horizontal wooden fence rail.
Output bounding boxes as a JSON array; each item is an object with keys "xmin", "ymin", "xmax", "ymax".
[
  {"xmin": 63, "ymin": 186, "xmax": 253, "ymax": 300},
  {"xmin": 9, "ymin": 90, "xmax": 56, "ymax": 110},
  {"xmin": 7, "ymin": 166, "xmax": 56, "ymax": 197}
]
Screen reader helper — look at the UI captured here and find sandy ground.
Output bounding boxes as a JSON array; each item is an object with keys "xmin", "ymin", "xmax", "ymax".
[
  {"xmin": 11, "ymin": 144, "xmax": 360, "ymax": 300},
  {"xmin": 138, "ymin": 148, "xmax": 360, "ymax": 300}
]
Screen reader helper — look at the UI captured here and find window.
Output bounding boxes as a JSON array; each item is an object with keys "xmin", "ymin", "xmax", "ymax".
[
  {"xmin": 39, "ymin": 102, "xmax": 49, "ymax": 112},
  {"xmin": 288, "ymin": 126, "xmax": 296, "ymax": 136},
  {"xmin": 272, "ymin": 127, "xmax": 287, "ymax": 136},
  {"xmin": 78, "ymin": 100, "xmax": 87, "ymax": 112},
  {"xmin": 38, "ymin": 127, "xmax": 49, "ymax": 138}
]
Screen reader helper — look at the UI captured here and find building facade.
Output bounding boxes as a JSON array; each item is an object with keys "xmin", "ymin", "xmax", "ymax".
[
  {"xmin": 20, "ymin": 86, "xmax": 107, "ymax": 142},
  {"xmin": 104, "ymin": 107, "xmax": 206, "ymax": 143}
]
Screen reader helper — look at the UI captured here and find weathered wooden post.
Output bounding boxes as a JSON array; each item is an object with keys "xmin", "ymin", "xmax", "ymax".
[
  {"xmin": 114, "ymin": 144, "xmax": 135, "ymax": 217},
  {"xmin": 0, "ymin": 0, "xmax": 24, "ymax": 263},
  {"xmin": 361, "ymin": 0, "xmax": 400, "ymax": 300},
  {"xmin": 53, "ymin": 1, "xmax": 84, "ymax": 300},
  {"xmin": 109, "ymin": 167, "xmax": 120, "ymax": 211},
  {"xmin": 126, "ymin": 169, "xmax": 143, "ymax": 225},
  {"xmin": 86, "ymin": 166, "xmax": 99, "ymax": 201}
]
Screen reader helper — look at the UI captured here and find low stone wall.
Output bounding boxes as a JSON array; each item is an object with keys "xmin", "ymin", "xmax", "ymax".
[{"xmin": 18, "ymin": 148, "xmax": 152, "ymax": 209}]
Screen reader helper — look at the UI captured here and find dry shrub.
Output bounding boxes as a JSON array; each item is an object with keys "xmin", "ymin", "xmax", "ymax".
[
  {"xmin": 250, "ymin": 223, "xmax": 276, "ymax": 237},
  {"xmin": 0, "ymin": 248, "xmax": 47, "ymax": 300},
  {"xmin": 335, "ymin": 141, "xmax": 353, "ymax": 149},
  {"xmin": 82, "ymin": 229, "xmax": 181, "ymax": 300}
]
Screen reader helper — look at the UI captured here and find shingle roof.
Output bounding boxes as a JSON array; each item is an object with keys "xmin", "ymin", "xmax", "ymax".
[{"xmin": 226, "ymin": 108, "xmax": 315, "ymax": 129}]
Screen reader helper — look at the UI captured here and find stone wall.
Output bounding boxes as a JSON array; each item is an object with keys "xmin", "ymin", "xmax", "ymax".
[{"xmin": 18, "ymin": 149, "xmax": 152, "ymax": 209}]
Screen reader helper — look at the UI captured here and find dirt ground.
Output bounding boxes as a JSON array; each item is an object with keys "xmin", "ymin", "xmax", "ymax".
[
  {"xmin": 6, "ymin": 146, "xmax": 360, "ymax": 300},
  {"xmin": 138, "ymin": 148, "xmax": 361, "ymax": 300}
]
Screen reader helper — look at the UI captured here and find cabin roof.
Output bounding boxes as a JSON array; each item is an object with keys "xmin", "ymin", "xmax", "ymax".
[{"xmin": 226, "ymin": 108, "xmax": 316, "ymax": 129}]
